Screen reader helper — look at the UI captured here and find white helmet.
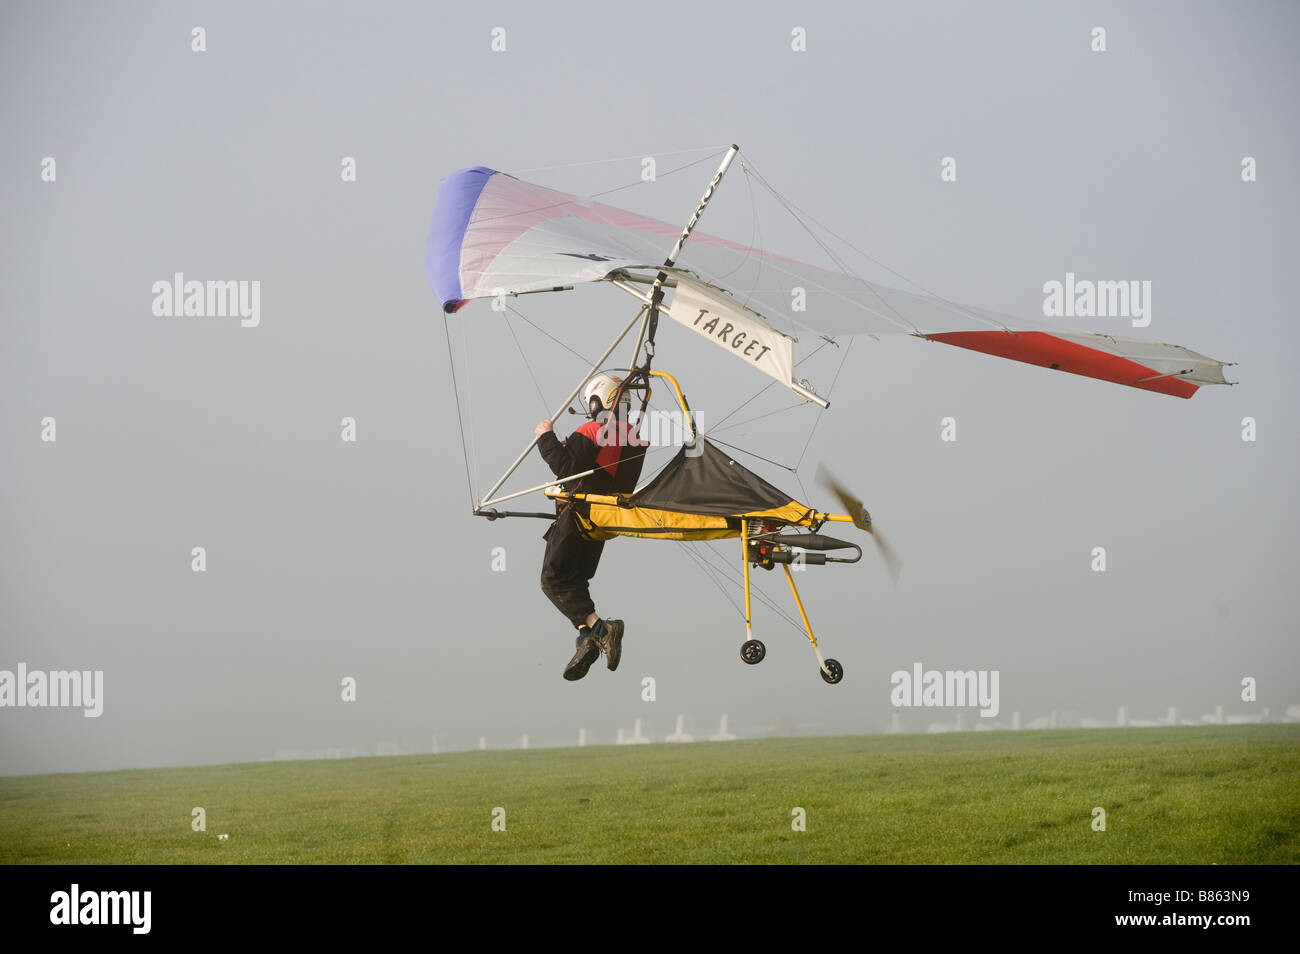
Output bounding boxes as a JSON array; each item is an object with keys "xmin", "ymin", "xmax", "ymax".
[{"xmin": 583, "ymin": 372, "xmax": 630, "ymax": 417}]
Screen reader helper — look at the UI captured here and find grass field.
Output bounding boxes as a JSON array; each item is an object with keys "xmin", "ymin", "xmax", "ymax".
[{"xmin": 2, "ymin": 725, "xmax": 1297, "ymax": 864}]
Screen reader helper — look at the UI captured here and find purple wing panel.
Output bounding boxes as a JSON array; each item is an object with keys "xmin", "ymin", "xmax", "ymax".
[{"xmin": 426, "ymin": 166, "xmax": 496, "ymax": 312}]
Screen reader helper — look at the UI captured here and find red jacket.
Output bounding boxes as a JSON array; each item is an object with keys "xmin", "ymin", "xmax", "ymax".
[{"xmin": 538, "ymin": 416, "xmax": 648, "ymax": 496}]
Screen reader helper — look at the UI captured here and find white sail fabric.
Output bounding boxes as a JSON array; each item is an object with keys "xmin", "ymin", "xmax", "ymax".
[
  {"xmin": 427, "ymin": 165, "xmax": 1233, "ymax": 398},
  {"xmin": 429, "ymin": 166, "xmax": 1004, "ymax": 336}
]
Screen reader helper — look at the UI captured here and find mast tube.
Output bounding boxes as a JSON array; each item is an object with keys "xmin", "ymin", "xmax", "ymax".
[{"xmin": 643, "ymin": 144, "xmax": 741, "ymax": 362}]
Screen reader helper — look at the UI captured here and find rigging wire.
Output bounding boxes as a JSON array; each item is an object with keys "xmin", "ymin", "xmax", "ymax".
[
  {"xmin": 705, "ymin": 437, "xmax": 798, "ymax": 474},
  {"xmin": 795, "ymin": 336, "xmax": 855, "ymax": 472},
  {"xmin": 794, "ymin": 471, "xmax": 813, "ymax": 510},
  {"xmin": 740, "ymin": 160, "xmax": 918, "ymax": 335},
  {"xmin": 696, "ymin": 336, "xmax": 839, "ymax": 478},
  {"xmin": 677, "ymin": 537, "xmax": 807, "ymax": 638},
  {"xmin": 506, "ymin": 303, "xmax": 593, "ymax": 366},
  {"xmin": 586, "ymin": 150, "xmax": 730, "ymax": 203},
  {"xmin": 708, "ymin": 336, "xmax": 833, "ymax": 432},
  {"xmin": 458, "ymin": 311, "xmax": 481, "ymax": 499},
  {"xmin": 504, "ymin": 145, "xmax": 730, "ymax": 176},
  {"xmin": 708, "ymin": 402, "xmax": 809, "ymax": 436},
  {"xmin": 502, "ymin": 310, "xmax": 550, "ymax": 412},
  {"xmin": 709, "ymin": 380, "xmax": 776, "ymax": 431},
  {"xmin": 795, "ymin": 337, "xmax": 835, "ymax": 367},
  {"xmin": 696, "ymin": 541, "xmax": 809, "ymax": 636},
  {"xmin": 739, "ymin": 161, "xmax": 768, "ymax": 313},
  {"xmin": 441, "ymin": 311, "xmax": 477, "ymax": 508},
  {"xmin": 703, "ymin": 156, "xmax": 765, "ymax": 301},
  {"xmin": 743, "ymin": 158, "xmax": 1012, "ymax": 334},
  {"xmin": 675, "ymin": 542, "xmax": 745, "ymax": 619}
]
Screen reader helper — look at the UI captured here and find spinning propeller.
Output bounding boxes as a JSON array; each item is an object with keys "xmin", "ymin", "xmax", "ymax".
[{"xmin": 816, "ymin": 464, "xmax": 902, "ymax": 584}]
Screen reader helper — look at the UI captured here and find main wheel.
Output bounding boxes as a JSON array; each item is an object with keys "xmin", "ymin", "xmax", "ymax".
[
  {"xmin": 740, "ymin": 639, "xmax": 766, "ymax": 665},
  {"xmin": 820, "ymin": 659, "xmax": 843, "ymax": 684}
]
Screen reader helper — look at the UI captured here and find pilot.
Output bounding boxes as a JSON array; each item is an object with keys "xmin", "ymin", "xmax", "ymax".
[{"xmin": 535, "ymin": 372, "xmax": 648, "ymax": 680}]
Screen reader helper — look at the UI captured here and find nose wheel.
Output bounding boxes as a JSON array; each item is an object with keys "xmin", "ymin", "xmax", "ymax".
[
  {"xmin": 740, "ymin": 639, "xmax": 766, "ymax": 665},
  {"xmin": 819, "ymin": 659, "xmax": 843, "ymax": 685}
]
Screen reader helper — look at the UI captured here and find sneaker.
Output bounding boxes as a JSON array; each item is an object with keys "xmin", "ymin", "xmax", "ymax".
[
  {"xmin": 563, "ymin": 629, "xmax": 600, "ymax": 682},
  {"xmin": 590, "ymin": 618, "xmax": 625, "ymax": 672}
]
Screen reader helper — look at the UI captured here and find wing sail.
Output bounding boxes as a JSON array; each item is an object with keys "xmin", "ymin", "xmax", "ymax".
[{"xmin": 427, "ymin": 164, "xmax": 1233, "ymax": 398}]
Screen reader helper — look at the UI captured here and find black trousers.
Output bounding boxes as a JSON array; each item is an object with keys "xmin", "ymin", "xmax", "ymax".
[{"xmin": 540, "ymin": 509, "xmax": 606, "ymax": 629}]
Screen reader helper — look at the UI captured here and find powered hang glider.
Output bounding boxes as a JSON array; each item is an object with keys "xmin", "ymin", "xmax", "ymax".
[{"xmin": 426, "ymin": 145, "xmax": 1233, "ymax": 684}]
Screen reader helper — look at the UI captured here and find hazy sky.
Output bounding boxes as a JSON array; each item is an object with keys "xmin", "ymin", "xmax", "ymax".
[{"xmin": 2, "ymin": 0, "xmax": 1297, "ymax": 774}]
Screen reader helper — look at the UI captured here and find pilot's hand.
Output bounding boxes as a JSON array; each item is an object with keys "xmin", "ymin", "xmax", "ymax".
[{"xmin": 535, "ymin": 419, "xmax": 554, "ymax": 438}]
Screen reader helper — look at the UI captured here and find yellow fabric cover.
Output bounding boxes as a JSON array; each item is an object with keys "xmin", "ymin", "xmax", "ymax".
[{"xmin": 546, "ymin": 492, "xmax": 815, "ymax": 542}]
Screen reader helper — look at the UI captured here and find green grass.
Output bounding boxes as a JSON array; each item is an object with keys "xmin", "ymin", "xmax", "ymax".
[{"xmin": 2, "ymin": 725, "xmax": 1297, "ymax": 864}]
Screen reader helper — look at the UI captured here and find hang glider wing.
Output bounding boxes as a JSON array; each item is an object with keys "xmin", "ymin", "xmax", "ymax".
[{"xmin": 427, "ymin": 164, "xmax": 1233, "ymax": 399}]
